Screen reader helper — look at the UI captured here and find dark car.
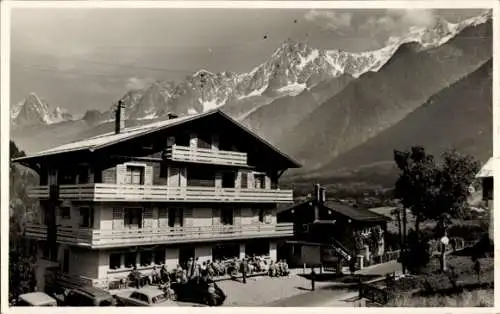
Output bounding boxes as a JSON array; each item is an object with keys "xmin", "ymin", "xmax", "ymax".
[
  {"xmin": 64, "ymin": 286, "xmax": 115, "ymax": 306},
  {"xmin": 171, "ymin": 279, "xmax": 226, "ymax": 306}
]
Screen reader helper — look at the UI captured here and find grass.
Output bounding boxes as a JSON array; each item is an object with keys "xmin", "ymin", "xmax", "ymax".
[
  {"xmin": 388, "ymin": 289, "xmax": 493, "ymax": 307},
  {"xmin": 383, "ymin": 255, "xmax": 494, "ymax": 307}
]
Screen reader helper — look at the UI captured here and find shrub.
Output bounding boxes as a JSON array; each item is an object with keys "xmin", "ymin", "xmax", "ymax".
[{"xmin": 402, "ymin": 230, "xmax": 430, "ymax": 274}]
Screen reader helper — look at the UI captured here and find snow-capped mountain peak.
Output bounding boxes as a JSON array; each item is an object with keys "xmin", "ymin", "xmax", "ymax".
[{"xmin": 11, "ymin": 93, "xmax": 73, "ymax": 127}]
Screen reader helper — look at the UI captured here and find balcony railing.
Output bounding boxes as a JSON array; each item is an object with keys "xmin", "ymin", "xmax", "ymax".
[
  {"xmin": 164, "ymin": 145, "xmax": 248, "ymax": 166},
  {"xmin": 24, "ymin": 223, "xmax": 294, "ymax": 248},
  {"xmin": 28, "ymin": 184, "xmax": 293, "ymax": 203}
]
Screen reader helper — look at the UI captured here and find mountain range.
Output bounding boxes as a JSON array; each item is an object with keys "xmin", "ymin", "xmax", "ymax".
[{"xmin": 10, "ymin": 10, "xmax": 493, "ymax": 189}]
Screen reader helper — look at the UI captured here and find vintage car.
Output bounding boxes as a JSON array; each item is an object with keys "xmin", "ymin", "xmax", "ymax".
[
  {"xmin": 114, "ymin": 287, "xmax": 177, "ymax": 306},
  {"xmin": 63, "ymin": 286, "xmax": 115, "ymax": 306},
  {"xmin": 17, "ymin": 292, "xmax": 58, "ymax": 306},
  {"xmin": 170, "ymin": 279, "xmax": 226, "ymax": 306}
]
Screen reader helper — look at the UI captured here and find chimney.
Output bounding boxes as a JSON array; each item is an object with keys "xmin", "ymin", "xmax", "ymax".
[
  {"xmin": 167, "ymin": 112, "xmax": 178, "ymax": 120},
  {"xmin": 313, "ymin": 183, "xmax": 320, "ymax": 222},
  {"xmin": 115, "ymin": 100, "xmax": 125, "ymax": 134}
]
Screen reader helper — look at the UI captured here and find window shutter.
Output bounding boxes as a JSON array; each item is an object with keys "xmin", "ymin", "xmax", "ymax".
[
  {"xmin": 180, "ymin": 168, "xmax": 187, "ymax": 187},
  {"xmin": 112, "ymin": 208, "xmax": 124, "ymax": 230},
  {"xmin": 251, "ymin": 209, "xmax": 259, "ymax": 223},
  {"xmin": 184, "ymin": 208, "xmax": 193, "ymax": 227},
  {"xmin": 116, "ymin": 164, "xmax": 127, "ymax": 185},
  {"xmin": 144, "ymin": 165, "xmax": 153, "ymax": 185},
  {"xmin": 234, "ymin": 208, "xmax": 241, "ymax": 225},
  {"xmin": 143, "ymin": 208, "xmax": 153, "ymax": 229},
  {"xmin": 265, "ymin": 176, "xmax": 271, "ymax": 190},
  {"xmin": 212, "ymin": 208, "xmax": 221, "ymax": 225},
  {"xmin": 158, "ymin": 208, "xmax": 168, "ymax": 228}
]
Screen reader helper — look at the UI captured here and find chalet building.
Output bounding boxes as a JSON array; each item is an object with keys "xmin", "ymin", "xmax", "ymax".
[
  {"xmin": 277, "ymin": 195, "xmax": 389, "ymax": 269},
  {"xmin": 476, "ymin": 157, "xmax": 495, "ymax": 241},
  {"xmin": 15, "ymin": 105, "xmax": 300, "ymax": 290}
]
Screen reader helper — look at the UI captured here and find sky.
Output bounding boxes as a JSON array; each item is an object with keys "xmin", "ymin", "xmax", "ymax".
[{"xmin": 10, "ymin": 7, "xmax": 484, "ymax": 115}]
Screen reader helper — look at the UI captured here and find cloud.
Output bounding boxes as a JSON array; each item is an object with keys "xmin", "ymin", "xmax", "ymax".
[
  {"xmin": 304, "ymin": 10, "xmax": 353, "ymax": 31},
  {"xmin": 360, "ymin": 9, "xmax": 437, "ymax": 33},
  {"xmin": 126, "ymin": 77, "xmax": 155, "ymax": 90}
]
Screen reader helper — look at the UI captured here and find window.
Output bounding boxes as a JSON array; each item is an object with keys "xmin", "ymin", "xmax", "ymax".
[
  {"xmin": 59, "ymin": 207, "xmax": 71, "ymax": 219},
  {"xmin": 258, "ymin": 209, "xmax": 264, "ymax": 223},
  {"xmin": 152, "ymin": 294, "xmax": 166, "ymax": 304},
  {"xmin": 109, "ymin": 253, "xmax": 121, "ymax": 270},
  {"xmin": 140, "ymin": 251, "xmax": 152, "ymax": 266},
  {"xmin": 168, "ymin": 209, "xmax": 176, "ymax": 227},
  {"xmin": 222, "ymin": 171, "xmax": 235, "ymax": 188},
  {"xmin": 130, "ymin": 292, "xmax": 148, "ymax": 303},
  {"xmin": 79, "ymin": 207, "xmax": 93, "ymax": 228},
  {"xmin": 254, "ymin": 174, "xmax": 265, "ymax": 189},
  {"xmin": 197, "ymin": 133, "xmax": 212, "ymax": 149},
  {"xmin": 62, "ymin": 249, "xmax": 70, "ymax": 274},
  {"xmin": 176, "ymin": 133, "xmax": 190, "ymax": 147},
  {"xmin": 154, "ymin": 249, "xmax": 165, "ymax": 265},
  {"xmin": 124, "ymin": 252, "xmax": 137, "ymax": 268},
  {"xmin": 126, "ymin": 166, "xmax": 144, "ymax": 185},
  {"xmin": 124, "ymin": 208, "xmax": 142, "ymax": 228},
  {"xmin": 187, "ymin": 167, "xmax": 215, "ymax": 187},
  {"xmin": 221, "ymin": 208, "xmax": 234, "ymax": 225},
  {"xmin": 77, "ymin": 166, "xmax": 89, "ymax": 184},
  {"xmin": 240, "ymin": 173, "xmax": 248, "ymax": 189},
  {"xmin": 59, "ymin": 170, "xmax": 76, "ymax": 185},
  {"xmin": 160, "ymin": 162, "xmax": 168, "ymax": 178}
]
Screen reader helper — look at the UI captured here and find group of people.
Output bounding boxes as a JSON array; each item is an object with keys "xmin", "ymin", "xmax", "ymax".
[
  {"xmin": 267, "ymin": 260, "xmax": 290, "ymax": 277},
  {"xmin": 125, "ymin": 255, "xmax": 290, "ymax": 288}
]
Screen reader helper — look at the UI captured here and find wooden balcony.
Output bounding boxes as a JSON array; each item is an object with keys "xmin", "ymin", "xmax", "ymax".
[
  {"xmin": 28, "ymin": 184, "xmax": 293, "ymax": 203},
  {"xmin": 24, "ymin": 223, "xmax": 294, "ymax": 248},
  {"xmin": 164, "ymin": 145, "xmax": 248, "ymax": 166}
]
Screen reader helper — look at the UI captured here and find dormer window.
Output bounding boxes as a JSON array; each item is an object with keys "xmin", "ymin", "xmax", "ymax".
[
  {"xmin": 254, "ymin": 174, "xmax": 265, "ymax": 189},
  {"xmin": 126, "ymin": 166, "xmax": 144, "ymax": 185}
]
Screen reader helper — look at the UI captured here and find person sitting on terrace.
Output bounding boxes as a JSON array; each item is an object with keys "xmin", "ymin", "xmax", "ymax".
[
  {"xmin": 128, "ymin": 266, "xmax": 143, "ymax": 288},
  {"xmin": 268, "ymin": 261, "xmax": 277, "ymax": 277},
  {"xmin": 181, "ymin": 269, "xmax": 188, "ymax": 283},
  {"xmin": 281, "ymin": 260, "xmax": 289, "ymax": 276},
  {"xmin": 150, "ymin": 266, "xmax": 161, "ymax": 284},
  {"xmin": 160, "ymin": 265, "xmax": 170, "ymax": 283},
  {"xmin": 206, "ymin": 260, "xmax": 216, "ymax": 277}
]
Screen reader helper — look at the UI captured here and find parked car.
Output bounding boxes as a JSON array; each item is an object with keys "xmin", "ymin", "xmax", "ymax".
[
  {"xmin": 114, "ymin": 287, "xmax": 177, "ymax": 306},
  {"xmin": 64, "ymin": 286, "xmax": 115, "ymax": 306},
  {"xmin": 17, "ymin": 292, "xmax": 58, "ymax": 306},
  {"xmin": 171, "ymin": 279, "xmax": 226, "ymax": 306}
]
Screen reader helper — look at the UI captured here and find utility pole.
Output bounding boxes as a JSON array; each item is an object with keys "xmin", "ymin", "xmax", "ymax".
[{"xmin": 401, "ymin": 207, "xmax": 407, "ymax": 275}]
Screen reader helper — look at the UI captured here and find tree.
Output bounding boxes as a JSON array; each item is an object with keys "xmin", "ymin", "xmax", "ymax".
[
  {"xmin": 393, "ymin": 146, "xmax": 479, "ymax": 273},
  {"xmin": 394, "ymin": 146, "xmax": 439, "ymax": 238},
  {"xmin": 433, "ymin": 149, "xmax": 480, "ymax": 236},
  {"xmin": 9, "ymin": 141, "xmax": 38, "ymax": 301}
]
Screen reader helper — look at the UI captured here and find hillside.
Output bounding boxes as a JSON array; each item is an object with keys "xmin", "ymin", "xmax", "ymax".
[
  {"xmin": 309, "ymin": 58, "xmax": 493, "ymax": 185},
  {"xmin": 239, "ymin": 74, "xmax": 354, "ymax": 145},
  {"xmin": 278, "ymin": 19, "xmax": 492, "ymax": 174}
]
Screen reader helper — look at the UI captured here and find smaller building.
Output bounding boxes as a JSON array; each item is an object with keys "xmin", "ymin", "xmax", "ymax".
[
  {"xmin": 476, "ymin": 157, "xmax": 496, "ymax": 241},
  {"xmin": 277, "ymin": 199, "xmax": 390, "ymax": 268}
]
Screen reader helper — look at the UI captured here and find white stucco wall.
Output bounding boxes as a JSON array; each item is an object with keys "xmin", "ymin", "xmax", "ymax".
[
  {"xmin": 165, "ymin": 248, "xmax": 179, "ymax": 269},
  {"xmin": 195, "ymin": 246, "xmax": 212, "ymax": 264},
  {"xmin": 269, "ymin": 241, "xmax": 277, "ymax": 261}
]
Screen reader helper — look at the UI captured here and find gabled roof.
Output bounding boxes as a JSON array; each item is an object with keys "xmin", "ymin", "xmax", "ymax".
[
  {"xmin": 278, "ymin": 200, "xmax": 390, "ymax": 223},
  {"xmin": 476, "ymin": 157, "xmax": 497, "ymax": 178},
  {"xmin": 14, "ymin": 109, "xmax": 301, "ymax": 168}
]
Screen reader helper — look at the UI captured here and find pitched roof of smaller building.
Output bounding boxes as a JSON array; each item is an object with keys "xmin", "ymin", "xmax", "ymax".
[
  {"xmin": 476, "ymin": 157, "xmax": 497, "ymax": 178},
  {"xmin": 278, "ymin": 200, "xmax": 390, "ymax": 223},
  {"xmin": 324, "ymin": 201, "xmax": 390, "ymax": 222}
]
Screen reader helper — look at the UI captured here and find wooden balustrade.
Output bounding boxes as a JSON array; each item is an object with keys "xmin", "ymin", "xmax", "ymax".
[
  {"xmin": 24, "ymin": 222, "xmax": 294, "ymax": 248},
  {"xmin": 28, "ymin": 184, "xmax": 293, "ymax": 203},
  {"xmin": 165, "ymin": 145, "xmax": 248, "ymax": 166}
]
